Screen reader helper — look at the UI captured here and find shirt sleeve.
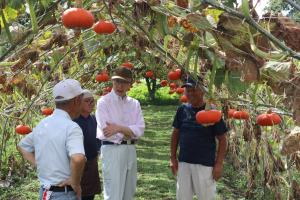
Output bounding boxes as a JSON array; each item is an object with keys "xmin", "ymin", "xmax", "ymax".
[
  {"xmin": 128, "ymin": 101, "xmax": 145, "ymax": 138},
  {"xmin": 18, "ymin": 131, "xmax": 35, "ymax": 153},
  {"xmin": 213, "ymin": 118, "xmax": 228, "ymax": 136},
  {"xmin": 66, "ymin": 125, "xmax": 85, "ymax": 157},
  {"xmin": 95, "ymin": 98, "xmax": 111, "ymax": 139},
  {"xmin": 172, "ymin": 106, "xmax": 182, "ymax": 129}
]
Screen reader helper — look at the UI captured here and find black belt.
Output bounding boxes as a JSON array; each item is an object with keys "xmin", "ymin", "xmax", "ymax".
[
  {"xmin": 102, "ymin": 140, "xmax": 136, "ymax": 145},
  {"xmin": 48, "ymin": 185, "xmax": 73, "ymax": 192}
]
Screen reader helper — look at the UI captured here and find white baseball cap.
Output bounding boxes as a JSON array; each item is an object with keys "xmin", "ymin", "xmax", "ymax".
[
  {"xmin": 82, "ymin": 89, "xmax": 94, "ymax": 99},
  {"xmin": 53, "ymin": 79, "xmax": 83, "ymax": 102}
]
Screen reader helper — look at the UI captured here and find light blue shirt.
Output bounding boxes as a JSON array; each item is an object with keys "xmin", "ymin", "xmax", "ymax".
[{"xmin": 18, "ymin": 109, "xmax": 85, "ymax": 187}]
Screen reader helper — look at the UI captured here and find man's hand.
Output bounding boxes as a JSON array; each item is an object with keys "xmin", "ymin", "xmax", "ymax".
[
  {"xmin": 71, "ymin": 184, "xmax": 82, "ymax": 200},
  {"xmin": 103, "ymin": 122, "xmax": 120, "ymax": 137},
  {"xmin": 169, "ymin": 158, "xmax": 178, "ymax": 176},
  {"xmin": 58, "ymin": 178, "xmax": 81, "ymax": 199},
  {"xmin": 212, "ymin": 162, "xmax": 223, "ymax": 181},
  {"xmin": 58, "ymin": 178, "xmax": 71, "ymax": 187}
]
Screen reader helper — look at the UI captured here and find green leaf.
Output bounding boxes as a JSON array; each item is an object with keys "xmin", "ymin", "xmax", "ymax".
[
  {"xmin": 260, "ymin": 61, "xmax": 291, "ymax": 82},
  {"xmin": 214, "ymin": 68, "xmax": 225, "ymax": 88},
  {"xmin": 223, "ymin": 0, "xmax": 236, "ymax": 8},
  {"xmin": 155, "ymin": 13, "xmax": 169, "ymax": 37},
  {"xmin": 40, "ymin": 0, "xmax": 51, "ymax": 9},
  {"xmin": 43, "ymin": 30, "xmax": 52, "ymax": 39},
  {"xmin": 26, "ymin": 0, "xmax": 38, "ymax": 33},
  {"xmin": 226, "ymin": 71, "xmax": 249, "ymax": 94},
  {"xmin": 186, "ymin": 13, "xmax": 213, "ymax": 31},
  {"xmin": 204, "ymin": 49, "xmax": 224, "ymax": 69},
  {"xmin": 204, "ymin": 8, "xmax": 224, "ymax": 24},
  {"xmin": 163, "ymin": 35, "xmax": 172, "ymax": 51},
  {"xmin": 8, "ymin": 0, "xmax": 23, "ymax": 9},
  {"xmin": 0, "ymin": 6, "xmax": 18, "ymax": 28},
  {"xmin": 205, "ymin": 32, "xmax": 217, "ymax": 48}
]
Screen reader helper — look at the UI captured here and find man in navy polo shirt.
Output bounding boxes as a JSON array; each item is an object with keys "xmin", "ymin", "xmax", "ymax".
[{"xmin": 170, "ymin": 77, "xmax": 228, "ymax": 200}]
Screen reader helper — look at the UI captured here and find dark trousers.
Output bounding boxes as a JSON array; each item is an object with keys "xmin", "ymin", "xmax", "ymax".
[{"xmin": 82, "ymin": 195, "xmax": 95, "ymax": 200}]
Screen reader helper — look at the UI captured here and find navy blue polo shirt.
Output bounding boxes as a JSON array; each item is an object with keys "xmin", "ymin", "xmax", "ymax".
[
  {"xmin": 73, "ymin": 115, "xmax": 101, "ymax": 161},
  {"xmin": 172, "ymin": 104, "xmax": 228, "ymax": 167}
]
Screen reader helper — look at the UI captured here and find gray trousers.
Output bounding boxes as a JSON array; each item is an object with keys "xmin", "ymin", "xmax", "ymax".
[{"xmin": 101, "ymin": 144, "xmax": 137, "ymax": 200}]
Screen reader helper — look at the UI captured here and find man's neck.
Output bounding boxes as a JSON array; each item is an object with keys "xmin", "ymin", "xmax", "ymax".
[
  {"xmin": 57, "ymin": 107, "xmax": 76, "ymax": 119},
  {"xmin": 81, "ymin": 112, "xmax": 89, "ymax": 118}
]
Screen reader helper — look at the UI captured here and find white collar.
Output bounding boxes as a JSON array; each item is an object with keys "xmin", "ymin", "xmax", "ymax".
[
  {"xmin": 53, "ymin": 108, "xmax": 72, "ymax": 120},
  {"xmin": 111, "ymin": 89, "xmax": 128, "ymax": 101}
]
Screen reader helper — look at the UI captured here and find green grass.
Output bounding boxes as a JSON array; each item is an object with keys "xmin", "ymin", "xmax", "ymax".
[{"xmin": 0, "ymin": 105, "xmax": 247, "ymax": 200}]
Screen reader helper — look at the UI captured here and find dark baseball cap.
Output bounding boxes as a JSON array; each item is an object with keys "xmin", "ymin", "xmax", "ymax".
[
  {"xmin": 181, "ymin": 76, "xmax": 197, "ymax": 88},
  {"xmin": 181, "ymin": 76, "xmax": 208, "ymax": 92},
  {"xmin": 111, "ymin": 67, "xmax": 133, "ymax": 83}
]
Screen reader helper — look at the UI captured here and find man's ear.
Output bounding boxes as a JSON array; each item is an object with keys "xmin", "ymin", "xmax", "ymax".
[{"xmin": 74, "ymin": 95, "xmax": 82, "ymax": 105}]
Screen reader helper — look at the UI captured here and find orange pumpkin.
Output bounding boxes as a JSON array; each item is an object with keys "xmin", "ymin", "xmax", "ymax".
[
  {"xmin": 196, "ymin": 110, "xmax": 222, "ymax": 124},
  {"xmin": 62, "ymin": 8, "xmax": 94, "ymax": 29},
  {"xmin": 168, "ymin": 69, "xmax": 181, "ymax": 80},
  {"xmin": 121, "ymin": 62, "xmax": 134, "ymax": 69},
  {"xmin": 16, "ymin": 125, "xmax": 32, "ymax": 135},
  {"xmin": 256, "ymin": 112, "xmax": 281, "ymax": 126},
  {"xmin": 160, "ymin": 80, "xmax": 168, "ymax": 87},
  {"xmin": 41, "ymin": 108, "xmax": 53, "ymax": 116},
  {"xmin": 145, "ymin": 71, "xmax": 154, "ymax": 78},
  {"xmin": 96, "ymin": 73, "xmax": 109, "ymax": 82},
  {"xmin": 175, "ymin": 68, "xmax": 181, "ymax": 74},
  {"xmin": 93, "ymin": 20, "xmax": 116, "ymax": 34},
  {"xmin": 176, "ymin": 87, "xmax": 184, "ymax": 94},
  {"xmin": 169, "ymin": 82, "xmax": 177, "ymax": 89},
  {"xmin": 228, "ymin": 109, "xmax": 236, "ymax": 118},
  {"xmin": 233, "ymin": 110, "xmax": 249, "ymax": 120},
  {"xmin": 180, "ymin": 95, "xmax": 188, "ymax": 103}
]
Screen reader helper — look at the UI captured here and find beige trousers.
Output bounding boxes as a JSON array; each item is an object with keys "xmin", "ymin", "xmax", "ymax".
[
  {"xmin": 101, "ymin": 145, "xmax": 137, "ymax": 200},
  {"xmin": 176, "ymin": 162, "xmax": 216, "ymax": 200}
]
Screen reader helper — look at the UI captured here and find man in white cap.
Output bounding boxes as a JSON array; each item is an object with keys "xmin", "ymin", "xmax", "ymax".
[
  {"xmin": 73, "ymin": 89, "xmax": 101, "ymax": 200},
  {"xmin": 18, "ymin": 79, "xmax": 86, "ymax": 200},
  {"xmin": 96, "ymin": 67, "xmax": 145, "ymax": 200}
]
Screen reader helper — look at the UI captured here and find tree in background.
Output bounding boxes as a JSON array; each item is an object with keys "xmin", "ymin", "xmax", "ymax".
[{"xmin": 266, "ymin": 0, "xmax": 300, "ymax": 22}]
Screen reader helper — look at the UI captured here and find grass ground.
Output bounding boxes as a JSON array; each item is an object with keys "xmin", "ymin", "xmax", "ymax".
[{"xmin": 0, "ymin": 105, "xmax": 247, "ymax": 200}]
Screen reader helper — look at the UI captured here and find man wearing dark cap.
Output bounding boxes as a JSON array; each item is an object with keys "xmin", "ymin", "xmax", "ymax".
[
  {"xmin": 95, "ymin": 67, "xmax": 145, "ymax": 200},
  {"xmin": 169, "ymin": 76, "xmax": 228, "ymax": 200},
  {"xmin": 18, "ymin": 79, "xmax": 86, "ymax": 200}
]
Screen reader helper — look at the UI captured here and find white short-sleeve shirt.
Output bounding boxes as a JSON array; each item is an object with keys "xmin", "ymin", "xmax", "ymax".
[{"xmin": 18, "ymin": 109, "xmax": 85, "ymax": 187}]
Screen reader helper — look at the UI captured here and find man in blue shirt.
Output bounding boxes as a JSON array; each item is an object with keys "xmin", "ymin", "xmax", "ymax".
[
  {"xmin": 73, "ymin": 89, "xmax": 101, "ymax": 200},
  {"xmin": 170, "ymin": 77, "xmax": 228, "ymax": 200}
]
